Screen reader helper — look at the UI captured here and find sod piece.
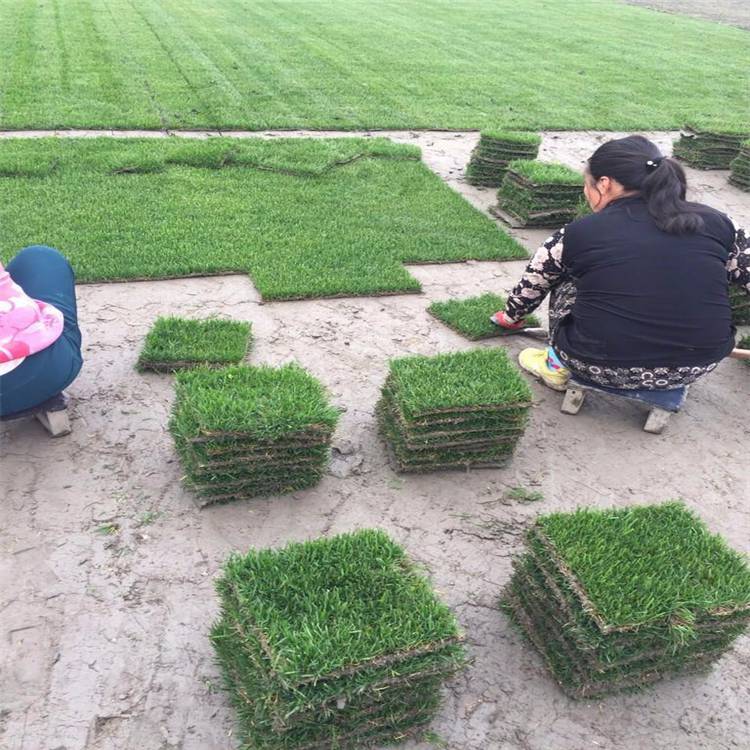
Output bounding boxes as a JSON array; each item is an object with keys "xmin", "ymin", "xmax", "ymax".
[
  {"xmin": 429, "ymin": 293, "xmax": 540, "ymax": 340},
  {"xmin": 493, "ymin": 161, "xmax": 583, "ymax": 228},
  {"xmin": 0, "ymin": 138, "xmax": 527, "ymax": 300},
  {"xmin": 501, "ymin": 502, "xmax": 750, "ymax": 699},
  {"xmin": 673, "ymin": 123, "xmax": 750, "ymax": 170},
  {"xmin": 730, "ymin": 286, "xmax": 750, "ymax": 325},
  {"xmin": 137, "ymin": 317, "xmax": 252, "ymax": 372},
  {"xmin": 210, "ymin": 529, "xmax": 466, "ymax": 748},
  {"xmin": 170, "ymin": 364, "xmax": 339, "ymax": 504},
  {"xmin": 378, "ymin": 349, "xmax": 532, "ymax": 472},
  {"xmin": 729, "ymin": 142, "xmax": 750, "ymax": 191},
  {"xmin": 465, "ymin": 131, "xmax": 541, "ymax": 188},
  {"xmin": 739, "ymin": 335, "xmax": 750, "ymax": 366}
]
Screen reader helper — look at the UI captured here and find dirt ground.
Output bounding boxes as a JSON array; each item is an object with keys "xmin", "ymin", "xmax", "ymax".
[
  {"xmin": 2, "ymin": 130, "xmax": 749, "ymax": 750},
  {"xmin": 621, "ymin": 0, "xmax": 750, "ymax": 29}
]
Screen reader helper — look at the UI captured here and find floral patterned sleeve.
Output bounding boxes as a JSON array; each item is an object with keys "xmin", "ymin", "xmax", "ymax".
[
  {"xmin": 726, "ymin": 220, "xmax": 750, "ymax": 292},
  {"xmin": 504, "ymin": 227, "xmax": 567, "ymax": 322}
]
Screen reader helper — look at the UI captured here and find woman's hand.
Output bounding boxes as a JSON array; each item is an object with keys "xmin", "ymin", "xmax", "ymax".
[{"xmin": 490, "ymin": 311, "xmax": 527, "ymax": 330}]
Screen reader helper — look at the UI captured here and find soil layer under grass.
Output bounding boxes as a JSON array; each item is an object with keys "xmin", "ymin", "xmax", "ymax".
[{"xmin": 0, "ymin": 137, "xmax": 526, "ymax": 300}]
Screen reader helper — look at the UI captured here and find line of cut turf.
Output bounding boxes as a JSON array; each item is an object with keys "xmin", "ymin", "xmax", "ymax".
[{"xmin": 0, "ymin": 137, "xmax": 527, "ymax": 301}]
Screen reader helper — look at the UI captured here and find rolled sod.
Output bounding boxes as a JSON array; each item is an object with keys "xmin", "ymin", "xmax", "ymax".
[
  {"xmin": 378, "ymin": 348, "xmax": 532, "ymax": 472},
  {"xmin": 493, "ymin": 161, "xmax": 583, "ymax": 228},
  {"xmin": 501, "ymin": 502, "xmax": 750, "ymax": 699},
  {"xmin": 729, "ymin": 141, "xmax": 750, "ymax": 191},
  {"xmin": 673, "ymin": 124, "xmax": 750, "ymax": 171},
  {"xmin": 137, "ymin": 317, "xmax": 252, "ymax": 372},
  {"xmin": 428, "ymin": 292, "xmax": 541, "ymax": 340},
  {"xmin": 210, "ymin": 529, "xmax": 466, "ymax": 749},
  {"xmin": 169, "ymin": 364, "xmax": 339, "ymax": 505},
  {"xmin": 465, "ymin": 131, "xmax": 541, "ymax": 188}
]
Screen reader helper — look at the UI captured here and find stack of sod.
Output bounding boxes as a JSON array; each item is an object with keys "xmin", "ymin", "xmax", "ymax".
[
  {"xmin": 428, "ymin": 292, "xmax": 540, "ymax": 340},
  {"xmin": 673, "ymin": 124, "xmax": 750, "ymax": 170},
  {"xmin": 169, "ymin": 364, "xmax": 339, "ymax": 505},
  {"xmin": 465, "ymin": 131, "xmax": 541, "ymax": 188},
  {"xmin": 493, "ymin": 161, "xmax": 583, "ymax": 228},
  {"xmin": 502, "ymin": 502, "xmax": 750, "ymax": 700},
  {"xmin": 211, "ymin": 529, "xmax": 466, "ymax": 749},
  {"xmin": 377, "ymin": 348, "xmax": 533, "ymax": 472},
  {"xmin": 729, "ymin": 141, "xmax": 750, "ymax": 190},
  {"xmin": 739, "ymin": 335, "xmax": 750, "ymax": 366},
  {"xmin": 730, "ymin": 286, "xmax": 750, "ymax": 325},
  {"xmin": 137, "ymin": 317, "xmax": 252, "ymax": 372}
]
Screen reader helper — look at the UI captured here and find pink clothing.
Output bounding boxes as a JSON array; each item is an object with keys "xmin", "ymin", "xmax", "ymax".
[{"xmin": 0, "ymin": 261, "xmax": 64, "ymax": 376}]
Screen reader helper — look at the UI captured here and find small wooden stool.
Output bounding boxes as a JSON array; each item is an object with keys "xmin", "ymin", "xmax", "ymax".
[
  {"xmin": 1, "ymin": 392, "xmax": 72, "ymax": 437},
  {"xmin": 561, "ymin": 379, "xmax": 687, "ymax": 434}
]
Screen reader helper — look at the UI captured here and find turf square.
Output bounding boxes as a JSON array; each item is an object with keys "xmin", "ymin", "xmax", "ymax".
[
  {"xmin": 211, "ymin": 529, "xmax": 466, "ymax": 748},
  {"xmin": 465, "ymin": 131, "xmax": 540, "ymax": 188},
  {"xmin": 137, "ymin": 317, "xmax": 252, "ymax": 372},
  {"xmin": 673, "ymin": 123, "xmax": 750, "ymax": 170}
]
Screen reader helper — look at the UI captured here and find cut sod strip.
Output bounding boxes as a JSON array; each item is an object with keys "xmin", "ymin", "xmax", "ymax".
[
  {"xmin": 137, "ymin": 317, "xmax": 252, "ymax": 372},
  {"xmin": 169, "ymin": 364, "xmax": 339, "ymax": 505},
  {"xmin": 378, "ymin": 349, "xmax": 533, "ymax": 472},
  {"xmin": 730, "ymin": 286, "xmax": 750, "ymax": 326},
  {"xmin": 429, "ymin": 292, "xmax": 540, "ymax": 340},
  {"xmin": 465, "ymin": 131, "xmax": 541, "ymax": 188},
  {"xmin": 501, "ymin": 502, "xmax": 750, "ymax": 699},
  {"xmin": 493, "ymin": 161, "xmax": 583, "ymax": 228},
  {"xmin": 210, "ymin": 529, "xmax": 466, "ymax": 749},
  {"xmin": 673, "ymin": 123, "xmax": 750, "ymax": 170},
  {"xmin": 0, "ymin": 138, "xmax": 526, "ymax": 301},
  {"xmin": 729, "ymin": 141, "xmax": 750, "ymax": 191}
]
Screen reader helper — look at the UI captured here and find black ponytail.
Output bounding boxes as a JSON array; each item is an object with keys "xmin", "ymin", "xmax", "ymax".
[{"xmin": 588, "ymin": 135, "xmax": 706, "ymax": 234}]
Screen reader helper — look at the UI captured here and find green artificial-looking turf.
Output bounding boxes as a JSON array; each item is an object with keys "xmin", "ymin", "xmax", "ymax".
[
  {"xmin": 0, "ymin": 0, "xmax": 746, "ymax": 130},
  {"xmin": 538, "ymin": 502, "xmax": 750, "ymax": 630},
  {"xmin": 216, "ymin": 529, "xmax": 463, "ymax": 680},
  {"xmin": 505, "ymin": 161, "xmax": 583, "ymax": 186},
  {"xmin": 0, "ymin": 138, "xmax": 526, "ymax": 300},
  {"xmin": 137, "ymin": 317, "xmax": 252, "ymax": 371},
  {"xmin": 428, "ymin": 293, "xmax": 540, "ymax": 340}
]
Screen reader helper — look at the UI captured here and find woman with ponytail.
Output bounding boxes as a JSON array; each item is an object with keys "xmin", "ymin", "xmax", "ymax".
[{"xmin": 492, "ymin": 135, "xmax": 749, "ymax": 391}]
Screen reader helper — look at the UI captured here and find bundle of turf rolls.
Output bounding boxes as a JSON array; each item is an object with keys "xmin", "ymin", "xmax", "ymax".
[
  {"xmin": 211, "ymin": 529, "xmax": 466, "ymax": 749},
  {"xmin": 729, "ymin": 141, "xmax": 750, "ymax": 191},
  {"xmin": 494, "ymin": 161, "xmax": 583, "ymax": 227},
  {"xmin": 673, "ymin": 123, "xmax": 750, "ymax": 170},
  {"xmin": 502, "ymin": 502, "xmax": 750, "ymax": 699},
  {"xmin": 169, "ymin": 363, "xmax": 338, "ymax": 505},
  {"xmin": 465, "ymin": 131, "xmax": 541, "ymax": 187},
  {"xmin": 377, "ymin": 348, "xmax": 533, "ymax": 472}
]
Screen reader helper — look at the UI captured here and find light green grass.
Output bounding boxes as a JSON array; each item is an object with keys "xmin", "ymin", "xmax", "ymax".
[
  {"xmin": 137, "ymin": 317, "xmax": 252, "ymax": 371},
  {"xmin": 0, "ymin": 137, "xmax": 526, "ymax": 300},
  {"xmin": 0, "ymin": 0, "xmax": 747, "ymax": 130},
  {"xmin": 506, "ymin": 161, "xmax": 584, "ymax": 186},
  {"xmin": 481, "ymin": 131, "xmax": 542, "ymax": 147}
]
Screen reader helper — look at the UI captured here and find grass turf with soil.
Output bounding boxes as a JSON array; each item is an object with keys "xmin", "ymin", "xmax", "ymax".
[
  {"xmin": 673, "ymin": 122, "xmax": 750, "ymax": 170},
  {"xmin": 730, "ymin": 141, "xmax": 750, "ymax": 191},
  {"xmin": 465, "ymin": 131, "xmax": 540, "ymax": 188},
  {"xmin": 0, "ymin": 0, "xmax": 747, "ymax": 130},
  {"xmin": 0, "ymin": 137, "xmax": 526, "ymax": 301}
]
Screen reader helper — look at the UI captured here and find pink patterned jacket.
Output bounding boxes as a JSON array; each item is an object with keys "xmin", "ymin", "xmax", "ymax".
[{"xmin": 0, "ymin": 261, "xmax": 64, "ymax": 376}]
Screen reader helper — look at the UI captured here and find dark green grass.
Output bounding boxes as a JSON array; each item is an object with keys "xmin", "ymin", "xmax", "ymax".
[
  {"xmin": 505, "ymin": 161, "xmax": 584, "ymax": 187},
  {"xmin": 428, "ymin": 293, "xmax": 540, "ymax": 340},
  {"xmin": 0, "ymin": 138, "xmax": 526, "ymax": 300},
  {"xmin": 537, "ymin": 502, "xmax": 750, "ymax": 630},
  {"xmin": 137, "ymin": 317, "xmax": 252, "ymax": 371},
  {"xmin": 739, "ymin": 336, "xmax": 750, "ymax": 366},
  {"xmin": 170, "ymin": 364, "xmax": 339, "ymax": 442},
  {"xmin": 731, "ymin": 287, "xmax": 750, "ymax": 325},
  {"xmin": 0, "ymin": 0, "xmax": 747, "ymax": 130},
  {"xmin": 385, "ymin": 349, "xmax": 533, "ymax": 419}
]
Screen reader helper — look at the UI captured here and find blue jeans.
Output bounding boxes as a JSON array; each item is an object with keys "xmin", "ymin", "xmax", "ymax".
[{"xmin": 0, "ymin": 246, "xmax": 83, "ymax": 417}]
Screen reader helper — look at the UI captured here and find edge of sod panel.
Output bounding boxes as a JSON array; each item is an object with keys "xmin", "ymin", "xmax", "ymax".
[
  {"xmin": 428, "ymin": 293, "xmax": 541, "ymax": 340},
  {"xmin": 533, "ymin": 502, "xmax": 750, "ymax": 635}
]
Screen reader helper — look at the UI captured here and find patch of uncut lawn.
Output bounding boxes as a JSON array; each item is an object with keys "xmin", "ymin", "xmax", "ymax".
[
  {"xmin": 0, "ymin": 138, "xmax": 526, "ymax": 300},
  {"xmin": 0, "ymin": 0, "xmax": 747, "ymax": 129}
]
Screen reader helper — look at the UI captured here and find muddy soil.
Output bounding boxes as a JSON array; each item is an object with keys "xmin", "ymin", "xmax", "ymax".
[
  {"xmin": 622, "ymin": 0, "xmax": 750, "ymax": 29},
  {"xmin": 1, "ymin": 131, "xmax": 749, "ymax": 750}
]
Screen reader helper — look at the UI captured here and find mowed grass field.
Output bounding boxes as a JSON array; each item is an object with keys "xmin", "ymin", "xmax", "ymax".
[
  {"xmin": 0, "ymin": 137, "xmax": 526, "ymax": 300},
  {"xmin": 0, "ymin": 0, "xmax": 747, "ymax": 130}
]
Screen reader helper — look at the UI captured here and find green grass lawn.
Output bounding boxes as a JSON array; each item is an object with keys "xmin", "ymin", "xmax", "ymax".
[
  {"xmin": 0, "ymin": 137, "xmax": 525, "ymax": 299},
  {"xmin": 0, "ymin": 0, "xmax": 746, "ymax": 130}
]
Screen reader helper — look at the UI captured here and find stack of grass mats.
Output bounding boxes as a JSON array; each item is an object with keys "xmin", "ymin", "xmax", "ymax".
[
  {"xmin": 210, "ymin": 529, "xmax": 466, "ymax": 749},
  {"xmin": 730, "ymin": 286, "xmax": 750, "ymax": 325},
  {"xmin": 465, "ymin": 131, "xmax": 541, "ymax": 188},
  {"xmin": 493, "ymin": 161, "xmax": 583, "ymax": 228},
  {"xmin": 673, "ymin": 124, "xmax": 750, "ymax": 170},
  {"xmin": 428, "ymin": 293, "xmax": 540, "ymax": 340},
  {"xmin": 739, "ymin": 335, "xmax": 750, "ymax": 367},
  {"xmin": 170, "ymin": 364, "xmax": 339, "ymax": 505},
  {"xmin": 137, "ymin": 317, "xmax": 252, "ymax": 372},
  {"xmin": 377, "ymin": 349, "xmax": 533, "ymax": 473},
  {"xmin": 502, "ymin": 502, "xmax": 750, "ymax": 700},
  {"xmin": 729, "ymin": 141, "xmax": 750, "ymax": 190}
]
